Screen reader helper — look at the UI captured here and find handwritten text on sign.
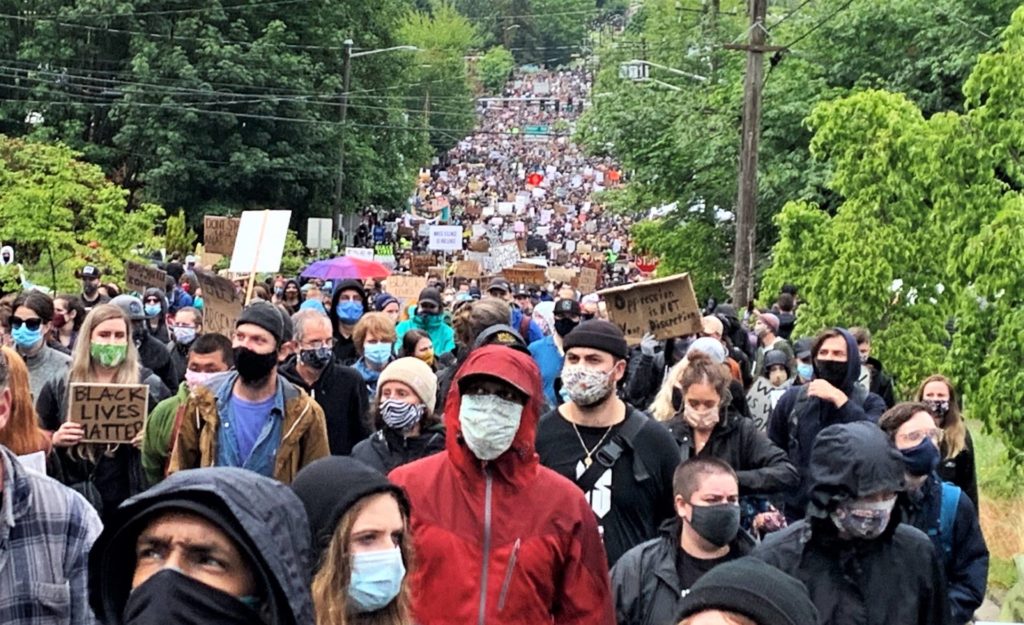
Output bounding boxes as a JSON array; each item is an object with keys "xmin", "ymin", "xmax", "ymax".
[
  {"xmin": 70, "ymin": 383, "xmax": 149, "ymax": 443},
  {"xmin": 195, "ymin": 270, "xmax": 242, "ymax": 337},
  {"xmin": 598, "ymin": 273, "xmax": 702, "ymax": 345},
  {"xmin": 204, "ymin": 216, "xmax": 241, "ymax": 256},
  {"xmin": 125, "ymin": 262, "xmax": 167, "ymax": 296}
]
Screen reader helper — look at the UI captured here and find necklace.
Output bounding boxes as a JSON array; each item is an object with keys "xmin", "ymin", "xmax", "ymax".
[{"xmin": 571, "ymin": 422, "xmax": 614, "ymax": 467}]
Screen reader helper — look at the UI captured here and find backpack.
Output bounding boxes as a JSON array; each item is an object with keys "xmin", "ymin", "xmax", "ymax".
[{"xmin": 928, "ymin": 481, "xmax": 961, "ymax": 558}]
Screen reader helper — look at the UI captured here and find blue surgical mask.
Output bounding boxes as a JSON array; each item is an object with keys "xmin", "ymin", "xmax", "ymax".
[
  {"xmin": 364, "ymin": 342, "xmax": 393, "ymax": 366},
  {"xmin": 144, "ymin": 304, "xmax": 162, "ymax": 317},
  {"xmin": 336, "ymin": 300, "xmax": 364, "ymax": 325},
  {"xmin": 348, "ymin": 547, "xmax": 406, "ymax": 613},
  {"xmin": 797, "ymin": 362, "xmax": 814, "ymax": 380},
  {"xmin": 11, "ymin": 324, "xmax": 43, "ymax": 349}
]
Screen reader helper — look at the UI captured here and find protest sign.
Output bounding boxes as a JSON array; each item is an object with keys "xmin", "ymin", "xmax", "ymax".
[
  {"xmin": 345, "ymin": 247, "xmax": 375, "ymax": 261},
  {"xmin": 577, "ymin": 266, "xmax": 599, "ymax": 293},
  {"xmin": 546, "ymin": 267, "xmax": 577, "ymax": 284},
  {"xmin": 502, "ymin": 267, "xmax": 547, "ymax": 285},
  {"xmin": 204, "ymin": 216, "xmax": 241, "ymax": 255},
  {"xmin": 410, "ymin": 253, "xmax": 435, "ymax": 276},
  {"xmin": 68, "ymin": 383, "xmax": 149, "ymax": 443},
  {"xmin": 306, "ymin": 218, "xmax": 333, "ymax": 250},
  {"xmin": 374, "ymin": 244, "xmax": 395, "ymax": 257},
  {"xmin": 453, "ymin": 260, "xmax": 482, "ymax": 278},
  {"xmin": 466, "ymin": 251, "xmax": 494, "ymax": 273},
  {"xmin": 196, "ymin": 270, "xmax": 242, "ymax": 337},
  {"xmin": 125, "ymin": 262, "xmax": 167, "ymax": 296},
  {"xmin": 598, "ymin": 273, "xmax": 702, "ymax": 344},
  {"xmin": 428, "ymin": 225, "xmax": 463, "ymax": 252},
  {"xmin": 229, "ymin": 210, "xmax": 292, "ymax": 273},
  {"xmin": 746, "ymin": 377, "xmax": 775, "ymax": 432},
  {"xmin": 386, "ymin": 275, "xmax": 428, "ymax": 301},
  {"xmin": 489, "ymin": 243, "xmax": 521, "ymax": 271}
]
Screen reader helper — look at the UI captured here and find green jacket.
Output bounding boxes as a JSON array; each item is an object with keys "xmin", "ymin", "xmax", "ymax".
[{"xmin": 141, "ymin": 381, "xmax": 189, "ymax": 486}]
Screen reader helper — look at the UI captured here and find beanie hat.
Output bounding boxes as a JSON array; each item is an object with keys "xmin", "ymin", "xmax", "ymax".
[
  {"xmin": 563, "ymin": 320, "xmax": 628, "ymax": 360},
  {"xmin": 676, "ymin": 556, "xmax": 818, "ymax": 625},
  {"xmin": 110, "ymin": 294, "xmax": 146, "ymax": 321},
  {"xmin": 237, "ymin": 301, "xmax": 285, "ymax": 345},
  {"xmin": 377, "ymin": 357, "xmax": 438, "ymax": 414},
  {"xmin": 291, "ymin": 457, "xmax": 410, "ymax": 562},
  {"xmin": 687, "ymin": 336, "xmax": 727, "ymax": 364},
  {"xmin": 375, "ymin": 293, "xmax": 399, "ymax": 311},
  {"xmin": 759, "ymin": 312, "xmax": 780, "ymax": 333},
  {"xmin": 418, "ymin": 287, "xmax": 443, "ymax": 308}
]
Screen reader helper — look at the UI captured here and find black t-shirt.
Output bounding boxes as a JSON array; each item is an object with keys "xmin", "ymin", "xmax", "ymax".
[
  {"xmin": 676, "ymin": 546, "xmax": 740, "ymax": 592},
  {"xmin": 535, "ymin": 405, "xmax": 680, "ymax": 566}
]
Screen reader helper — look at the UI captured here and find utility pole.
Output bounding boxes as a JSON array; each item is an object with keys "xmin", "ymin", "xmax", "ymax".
[{"xmin": 332, "ymin": 39, "xmax": 354, "ymax": 241}]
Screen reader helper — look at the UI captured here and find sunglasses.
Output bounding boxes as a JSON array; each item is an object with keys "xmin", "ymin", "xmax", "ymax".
[{"xmin": 10, "ymin": 316, "xmax": 43, "ymax": 331}]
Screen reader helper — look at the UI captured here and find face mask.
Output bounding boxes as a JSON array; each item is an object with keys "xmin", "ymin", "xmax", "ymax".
[
  {"xmin": 459, "ymin": 394, "xmax": 523, "ymax": 461},
  {"xmin": 364, "ymin": 342, "xmax": 393, "ymax": 366},
  {"xmin": 124, "ymin": 568, "xmax": 261, "ymax": 625},
  {"xmin": 233, "ymin": 346, "xmax": 278, "ymax": 383},
  {"xmin": 901, "ymin": 439, "xmax": 941, "ymax": 476},
  {"xmin": 184, "ymin": 369, "xmax": 217, "ymax": 391},
  {"xmin": 91, "ymin": 342, "xmax": 127, "ymax": 368},
  {"xmin": 173, "ymin": 326, "xmax": 197, "ymax": 346},
  {"xmin": 348, "ymin": 546, "xmax": 406, "ymax": 613},
  {"xmin": 336, "ymin": 300, "xmax": 364, "ymax": 325},
  {"xmin": 554, "ymin": 317, "xmax": 578, "ymax": 337},
  {"xmin": 380, "ymin": 399, "xmax": 424, "ymax": 432},
  {"xmin": 83, "ymin": 281, "xmax": 97, "ymax": 295},
  {"xmin": 924, "ymin": 399, "xmax": 950, "ymax": 420},
  {"xmin": 299, "ymin": 346, "xmax": 333, "ymax": 369},
  {"xmin": 683, "ymin": 403, "xmax": 720, "ymax": 430},
  {"xmin": 132, "ymin": 322, "xmax": 146, "ymax": 348},
  {"xmin": 831, "ymin": 496, "xmax": 897, "ymax": 540},
  {"xmin": 687, "ymin": 502, "xmax": 741, "ymax": 547},
  {"xmin": 815, "ymin": 359, "xmax": 847, "ymax": 388},
  {"xmin": 797, "ymin": 362, "xmax": 814, "ymax": 380},
  {"xmin": 274, "ymin": 287, "xmax": 284, "ymax": 297},
  {"xmin": 144, "ymin": 304, "xmax": 162, "ymax": 317},
  {"xmin": 769, "ymin": 369, "xmax": 788, "ymax": 387},
  {"xmin": 51, "ymin": 313, "xmax": 67, "ymax": 329},
  {"xmin": 561, "ymin": 364, "xmax": 614, "ymax": 408},
  {"xmin": 417, "ymin": 350, "xmax": 435, "ymax": 367},
  {"xmin": 418, "ymin": 311, "xmax": 443, "ymax": 328},
  {"xmin": 11, "ymin": 324, "xmax": 43, "ymax": 349}
]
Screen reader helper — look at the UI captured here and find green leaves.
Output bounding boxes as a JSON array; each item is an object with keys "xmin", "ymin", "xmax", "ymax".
[{"xmin": 478, "ymin": 46, "xmax": 516, "ymax": 94}]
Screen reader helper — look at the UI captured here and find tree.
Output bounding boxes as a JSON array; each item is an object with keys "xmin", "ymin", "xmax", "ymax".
[
  {"xmin": 478, "ymin": 46, "xmax": 516, "ymax": 94},
  {"xmin": 164, "ymin": 209, "xmax": 196, "ymax": 258}
]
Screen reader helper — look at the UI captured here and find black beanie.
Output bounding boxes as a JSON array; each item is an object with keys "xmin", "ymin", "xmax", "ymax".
[
  {"xmin": 676, "ymin": 556, "xmax": 818, "ymax": 625},
  {"xmin": 562, "ymin": 320, "xmax": 629, "ymax": 360},
  {"xmin": 291, "ymin": 457, "xmax": 410, "ymax": 566},
  {"xmin": 237, "ymin": 301, "xmax": 285, "ymax": 345}
]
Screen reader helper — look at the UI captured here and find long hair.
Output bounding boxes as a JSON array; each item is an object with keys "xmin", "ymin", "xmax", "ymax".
[
  {"xmin": 0, "ymin": 347, "xmax": 50, "ymax": 455},
  {"xmin": 914, "ymin": 374, "xmax": 967, "ymax": 460},
  {"xmin": 649, "ymin": 352, "xmax": 732, "ymax": 421},
  {"xmin": 69, "ymin": 304, "xmax": 141, "ymax": 386},
  {"xmin": 311, "ymin": 495, "xmax": 414, "ymax": 625}
]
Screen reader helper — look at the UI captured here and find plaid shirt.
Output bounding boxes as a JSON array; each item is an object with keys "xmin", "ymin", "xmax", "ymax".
[{"xmin": 0, "ymin": 446, "xmax": 102, "ymax": 625}]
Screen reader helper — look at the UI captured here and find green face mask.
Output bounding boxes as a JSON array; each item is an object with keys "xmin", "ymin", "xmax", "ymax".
[{"xmin": 91, "ymin": 342, "xmax": 127, "ymax": 368}]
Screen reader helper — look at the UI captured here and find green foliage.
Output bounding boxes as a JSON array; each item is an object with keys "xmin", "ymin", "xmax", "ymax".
[
  {"xmin": 478, "ymin": 46, "xmax": 516, "ymax": 94},
  {"xmin": 632, "ymin": 218, "xmax": 730, "ymax": 302},
  {"xmin": 164, "ymin": 209, "xmax": 197, "ymax": 258},
  {"xmin": 280, "ymin": 229, "xmax": 308, "ymax": 276},
  {"xmin": 0, "ymin": 134, "xmax": 163, "ymax": 293}
]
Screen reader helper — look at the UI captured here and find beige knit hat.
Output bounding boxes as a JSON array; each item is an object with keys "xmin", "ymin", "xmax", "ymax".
[{"xmin": 377, "ymin": 357, "xmax": 438, "ymax": 414}]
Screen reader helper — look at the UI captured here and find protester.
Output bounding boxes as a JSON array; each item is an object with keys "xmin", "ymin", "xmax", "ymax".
[
  {"xmin": 851, "ymin": 326, "xmax": 896, "ymax": 408},
  {"xmin": 292, "ymin": 457, "xmax": 414, "ymax": 625},
  {"xmin": 529, "ymin": 297, "xmax": 577, "ymax": 406},
  {"xmin": 434, "ymin": 297, "xmax": 512, "ymax": 407},
  {"xmin": 0, "ymin": 345, "xmax": 103, "ymax": 625},
  {"xmin": 52, "ymin": 293, "xmax": 86, "ymax": 352},
  {"xmin": 768, "ymin": 327, "xmax": 886, "ymax": 520},
  {"xmin": 352, "ymin": 357, "xmax": 444, "ymax": 473},
  {"xmin": 165, "ymin": 274, "xmax": 195, "ymax": 314},
  {"xmin": 395, "ymin": 287, "xmax": 456, "ymax": 357},
  {"xmin": 389, "ymin": 344, "xmax": 615, "ymax": 624},
  {"xmin": 11, "ymin": 289, "xmax": 72, "ymax": 399},
  {"xmin": 761, "ymin": 348, "xmax": 793, "ymax": 410},
  {"xmin": 88, "ymin": 467, "xmax": 315, "ymax": 625},
  {"xmin": 754, "ymin": 422, "xmax": 950, "ymax": 625},
  {"xmin": 536, "ymin": 320, "xmax": 679, "ymax": 565},
  {"xmin": 914, "ymin": 374, "xmax": 978, "ymax": 506},
  {"xmin": 79, "ymin": 264, "xmax": 109, "ymax": 311},
  {"xmin": 331, "ymin": 279, "xmax": 369, "ymax": 364},
  {"xmin": 142, "ymin": 287, "xmax": 171, "ymax": 344},
  {"xmin": 878, "ymin": 402, "xmax": 988, "ymax": 624},
  {"xmin": 751, "ymin": 312, "xmax": 793, "ymax": 377},
  {"xmin": 165, "ymin": 305, "xmax": 203, "ymax": 385},
  {"xmin": 793, "ymin": 337, "xmax": 813, "ymax": 384},
  {"xmin": 375, "ymin": 292, "xmax": 402, "ymax": 325},
  {"xmin": 611, "ymin": 458, "xmax": 755, "ymax": 625},
  {"xmin": 281, "ymin": 279, "xmax": 302, "ymax": 314},
  {"xmin": 0, "ymin": 346, "xmax": 52, "ymax": 456},
  {"xmin": 675, "ymin": 556, "xmax": 818, "ymax": 625},
  {"xmin": 686, "ymin": 337, "xmax": 751, "ymax": 418},
  {"xmin": 280, "ymin": 309, "xmax": 369, "ymax": 455},
  {"xmin": 398, "ymin": 328, "xmax": 436, "ymax": 368},
  {"xmin": 36, "ymin": 303, "xmax": 170, "ymax": 521},
  {"xmin": 141, "ymin": 333, "xmax": 234, "ymax": 486},
  {"xmin": 488, "ymin": 278, "xmax": 543, "ymax": 342},
  {"xmin": 351, "ymin": 311, "xmax": 398, "ymax": 397},
  {"xmin": 110, "ymin": 294, "xmax": 178, "ymax": 390},
  {"xmin": 168, "ymin": 301, "xmax": 330, "ymax": 483}
]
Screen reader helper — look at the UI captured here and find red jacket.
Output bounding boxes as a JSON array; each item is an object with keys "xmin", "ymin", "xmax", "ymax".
[{"xmin": 390, "ymin": 345, "xmax": 614, "ymax": 625}]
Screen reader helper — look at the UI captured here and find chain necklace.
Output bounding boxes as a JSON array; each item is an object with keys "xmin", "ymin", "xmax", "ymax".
[{"xmin": 571, "ymin": 422, "xmax": 614, "ymax": 467}]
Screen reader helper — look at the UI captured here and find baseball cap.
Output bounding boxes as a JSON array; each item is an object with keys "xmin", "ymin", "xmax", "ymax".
[
  {"xmin": 553, "ymin": 299, "xmax": 581, "ymax": 316},
  {"xmin": 488, "ymin": 278, "xmax": 511, "ymax": 294},
  {"xmin": 80, "ymin": 265, "xmax": 101, "ymax": 280}
]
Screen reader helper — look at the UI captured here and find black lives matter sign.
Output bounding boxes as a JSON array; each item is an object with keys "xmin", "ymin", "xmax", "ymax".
[{"xmin": 68, "ymin": 383, "xmax": 149, "ymax": 443}]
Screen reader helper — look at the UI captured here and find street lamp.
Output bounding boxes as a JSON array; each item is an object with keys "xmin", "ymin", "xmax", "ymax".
[
  {"xmin": 620, "ymin": 59, "xmax": 708, "ymax": 83},
  {"xmin": 332, "ymin": 41, "xmax": 420, "ymax": 241}
]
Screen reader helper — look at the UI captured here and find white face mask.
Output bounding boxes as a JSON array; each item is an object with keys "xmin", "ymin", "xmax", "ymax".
[{"xmin": 459, "ymin": 394, "xmax": 523, "ymax": 461}]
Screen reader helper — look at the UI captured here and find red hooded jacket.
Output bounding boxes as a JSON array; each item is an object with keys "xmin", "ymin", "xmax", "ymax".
[{"xmin": 389, "ymin": 345, "xmax": 614, "ymax": 625}]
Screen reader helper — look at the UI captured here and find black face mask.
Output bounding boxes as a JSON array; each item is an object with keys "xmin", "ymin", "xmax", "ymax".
[
  {"xmin": 299, "ymin": 346, "xmax": 333, "ymax": 370},
  {"xmin": 83, "ymin": 281, "xmax": 98, "ymax": 296},
  {"xmin": 125, "ymin": 569, "xmax": 262, "ymax": 625},
  {"xmin": 234, "ymin": 346, "xmax": 278, "ymax": 384},
  {"xmin": 815, "ymin": 359, "xmax": 848, "ymax": 389},
  {"xmin": 554, "ymin": 317, "xmax": 578, "ymax": 338},
  {"xmin": 687, "ymin": 503, "xmax": 741, "ymax": 547}
]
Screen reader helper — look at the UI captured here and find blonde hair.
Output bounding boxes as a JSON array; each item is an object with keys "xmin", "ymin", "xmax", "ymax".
[
  {"xmin": 311, "ymin": 495, "xmax": 414, "ymax": 625},
  {"xmin": 70, "ymin": 304, "xmax": 141, "ymax": 385},
  {"xmin": 0, "ymin": 347, "xmax": 50, "ymax": 455},
  {"xmin": 914, "ymin": 374, "xmax": 967, "ymax": 460}
]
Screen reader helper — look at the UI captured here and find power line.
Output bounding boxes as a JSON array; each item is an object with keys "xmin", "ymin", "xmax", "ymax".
[
  {"xmin": 781, "ymin": 0, "xmax": 856, "ymax": 48},
  {"xmin": 19, "ymin": 0, "xmax": 306, "ymax": 20},
  {"xmin": 767, "ymin": 0, "xmax": 816, "ymax": 31}
]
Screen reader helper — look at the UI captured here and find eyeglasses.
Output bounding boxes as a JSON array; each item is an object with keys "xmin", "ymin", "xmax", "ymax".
[
  {"xmin": 897, "ymin": 428, "xmax": 943, "ymax": 446},
  {"xmin": 10, "ymin": 316, "xmax": 43, "ymax": 331}
]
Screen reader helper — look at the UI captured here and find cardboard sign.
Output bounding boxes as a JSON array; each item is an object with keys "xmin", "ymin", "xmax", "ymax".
[
  {"xmin": 577, "ymin": 266, "xmax": 599, "ymax": 294},
  {"xmin": 490, "ymin": 243, "xmax": 521, "ymax": 271},
  {"xmin": 229, "ymin": 210, "xmax": 292, "ymax": 273},
  {"xmin": 386, "ymin": 275, "xmax": 429, "ymax": 301},
  {"xmin": 453, "ymin": 260, "xmax": 482, "ymax": 279},
  {"xmin": 428, "ymin": 225, "xmax": 463, "ymax": 252},
  {"xmin": 410, "ymin": 254, "xmax": 435, "ymax": 277},
  {"xmin": 204, "ymin": 216, "xmax": 241, "ymax": 256},
  {"xmin": 196, "ymin": 270, "xmax": 242, "ymax": 338},
  {"xmin": 345, "ymin": 247, "xmax": 375, "ymax": 261},
  {"xmin": 746, "ymin": 377, "xmax": 775, "ymax": 432},
  {"xmin": 546, "ymin": 267, "xmax": 577, "ymax": 284},
  {"xmin": 598, "ymin": 273, "xmax": 702, "ymax": 345},
  {"xmin": 69, "ymin": 383, "xmax": 149, "ymax": 443},
  {"xmin": 125, "ymin": 261, "xmax": 167, "ymax": 296},
  {"xmin": 502, "ymin": 267, "xmax": 547, "ymax": 286}
]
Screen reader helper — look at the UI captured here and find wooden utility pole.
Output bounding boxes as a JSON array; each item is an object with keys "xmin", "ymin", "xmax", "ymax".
[
  {"xmin": 331, "ymin": 40, "xmax": 354, "ymax": 240},
  {"xmin": 729, "ymin": 0, "xmax": 775, "ymax": 307}
]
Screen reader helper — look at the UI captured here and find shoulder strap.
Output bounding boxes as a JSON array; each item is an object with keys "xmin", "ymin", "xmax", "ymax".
[
  {"xmin": 939, "ymin": 481, "xmax": 961, "ymax": 557},
  {"xmin": 518, "ymin": 313, "xmax": 531, "ymax": 339},
  {"xmin": 574, "ymin": 412, "xmax": 646, "ymax": 492}
]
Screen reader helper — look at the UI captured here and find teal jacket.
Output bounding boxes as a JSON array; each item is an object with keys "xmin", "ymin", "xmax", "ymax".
[{"xmin": 396, "ymin": 315, "xmax": 456, "ymax": 356}]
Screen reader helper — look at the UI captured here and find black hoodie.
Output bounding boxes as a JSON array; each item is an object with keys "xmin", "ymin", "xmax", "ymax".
[{"xmin": 330, "ymin": 279, "xmax": 368, "ymax": 365}]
